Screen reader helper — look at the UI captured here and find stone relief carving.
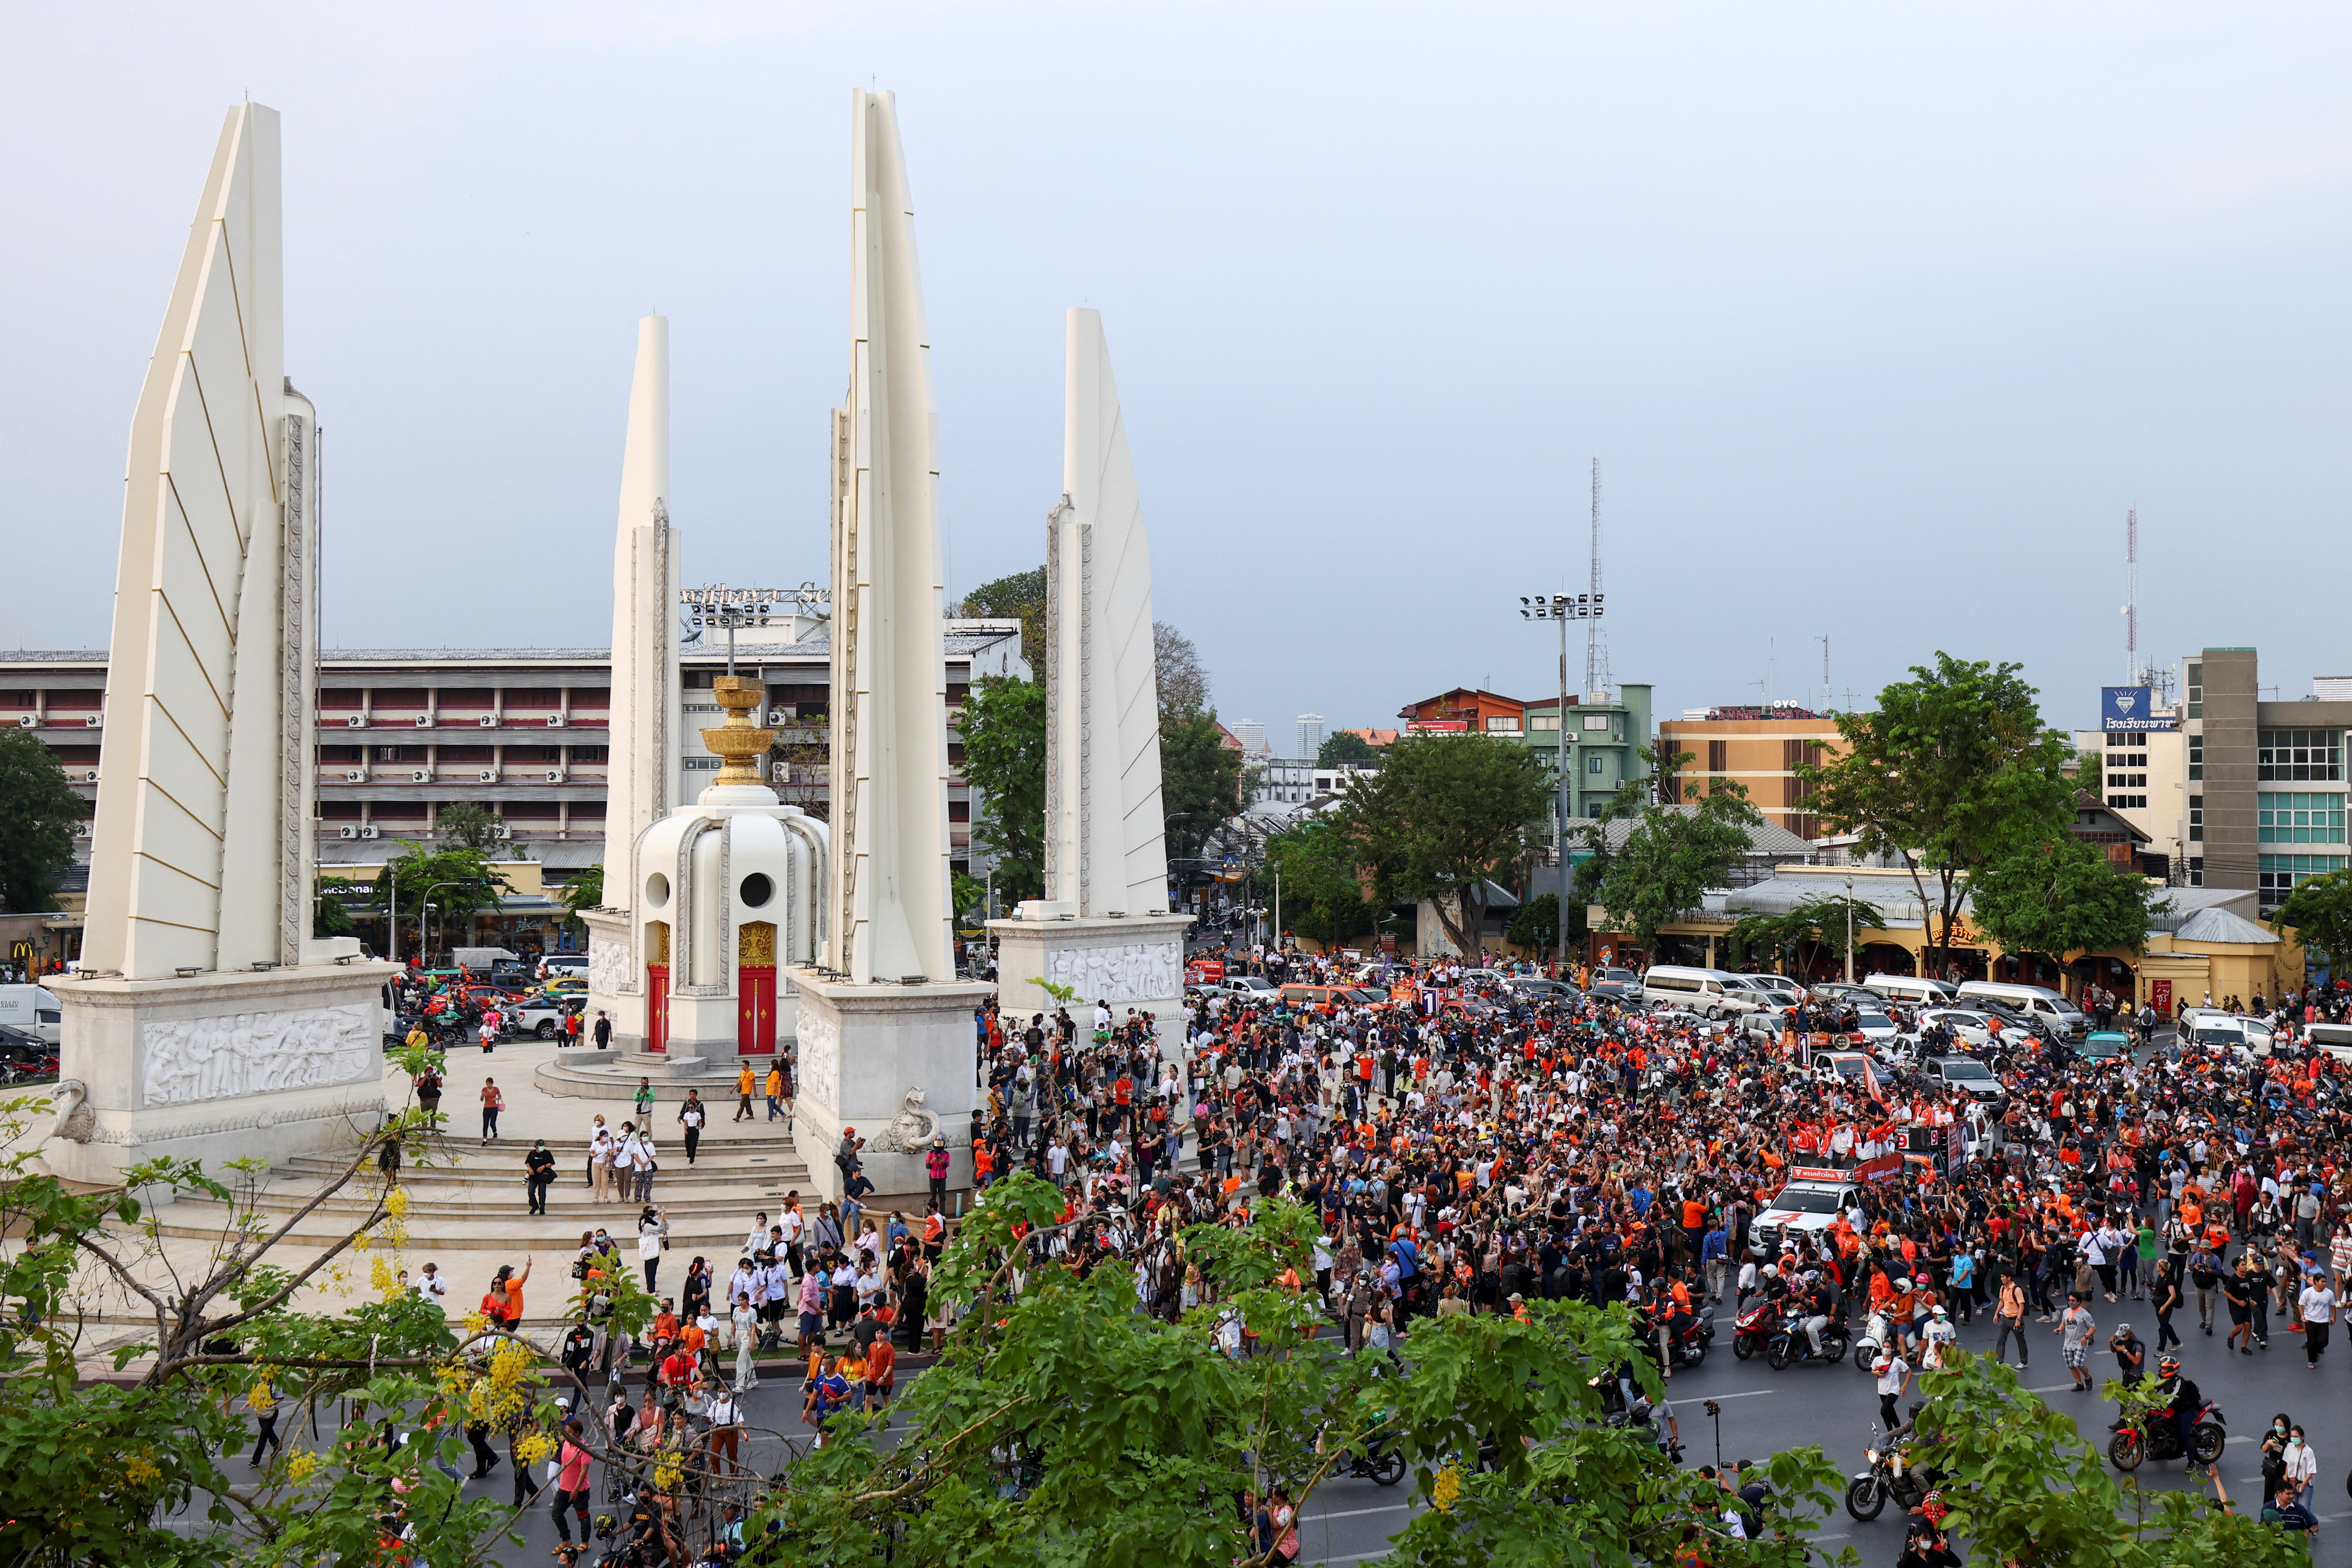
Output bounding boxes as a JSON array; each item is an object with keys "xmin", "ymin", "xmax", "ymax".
[
  {"xmin": 796, "ymin": 1007, "xmax": 839, "ymax": 1112},
  {"xmin": 141, "ymin": 1004, "xmax": 377, "ymax": 1107},
  {"xmin": 588, "ymin": 928, "xmax": 631, "ymax": 997},
  {"xmin": 1044, "ymin": 941, "xmax": 1182, "ymax": 1004},
  {"xmin": 866, "ymin": 1085, "xmax": 942, "ymax": 1152}
]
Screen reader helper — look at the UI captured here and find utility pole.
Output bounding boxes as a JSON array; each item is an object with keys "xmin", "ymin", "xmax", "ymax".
[{"xmin": 1522, "ymin": 589, "xmax": 1602, "ymax": 977}]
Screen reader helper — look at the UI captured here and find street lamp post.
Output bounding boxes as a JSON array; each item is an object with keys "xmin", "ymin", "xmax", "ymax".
[
  {"xmin": 1844, "ymin": 874, "xmax": 1855, "ymax": 984},
  {"xmin": 1520, "ymin": 591, "xmax": 1604, "ymax": 978}
]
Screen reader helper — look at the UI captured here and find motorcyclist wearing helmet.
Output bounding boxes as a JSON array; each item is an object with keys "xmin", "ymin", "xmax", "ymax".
[
  {"xmin": 2154, "ymin": 1355, "xmax": 2201, "ymax": 1461},
  {"xmin": 1800, "ymin": 1270, "xmax": 1832, "ymax": 1359}
]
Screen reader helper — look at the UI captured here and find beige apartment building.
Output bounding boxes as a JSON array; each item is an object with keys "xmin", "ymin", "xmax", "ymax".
[{"xmin": 1656, "ymin": 704, "xmax": 1847, "ymax": 840}]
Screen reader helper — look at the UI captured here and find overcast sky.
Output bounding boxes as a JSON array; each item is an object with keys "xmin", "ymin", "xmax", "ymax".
[{"xmin": 9, "ymin": 4, "xmax": 2350, "ymax": 748}]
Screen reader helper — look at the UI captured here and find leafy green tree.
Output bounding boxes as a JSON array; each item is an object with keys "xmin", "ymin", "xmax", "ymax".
[
  {"xmin": 433, "ymin": 799, "xmax": 512, "ymax": 855},
  {"xmin": 749, "ymin": 1169, "xmax": 1846, "ymax": 1568},
  {"xmin": 957, "ymin": 566, "xmax": 1047, "ymax": 662},
  {"xmin": 1342, "ymin": 733, "xmax": 1549, "ymax": 958},
  {"xmin": 1727, "ymin": 893, "xmax": 1884, "ymax": 976},
  {"xmin": 0, "ymin": 1066, "xmax": 653, "ymax": 1566},
  {"xmin": 1580, "ymin": 751, "xmax": 1764, "ymax": 949},
  {"xmin": 1161, "ymin": 709, "xmax": 1245, "ymax": 868},
  {"xmin": 1913, "ymin": 1349, "xmax": 2303, "ymax": 1568},
  {"xmin": 367, "ymin": 843, "xmax": 514, "ymax": 960},
  {"xmin": 1263, "ymin": 818, "xmax": 1382, "ymax": 949},
  {"xmin": 2272, "ymin": 866, "xmax": 2352, "ymax": 977},
  {"xmin": 959, "ymin": 674, "xmax": 1048, "ymax": 904},
  {"xmin": 1506, "ymin": 892, "xmax": 1558, "ymax": 951},
  {"xmin": 1317, "ymin": 729, "xmax": 1377, "ymax": 766},
  {"xmin": 312, "ymin": 873, "xmax": 359, "ymax": 939},
  {"xmin": 1971, "ymin": 833, "xmax": 2161, "ymax": 974},
  {"xmin": 1799, "ymin": 653, "xmax": 2074, "ymax": 975},
  {"xmin": 952, "ymin": 869, "xmax": 990, "ymax": 924},
  {"xmin": 0, "ymin": 729, "xmax": 85, "ymax": 912},
  {"xmin": 558, "ymin": 860, "xmax": 604, "ymax": 937},
  {"xmin": 1154, "ymin": 621, "xmax": 1211, "ymax": 719}
]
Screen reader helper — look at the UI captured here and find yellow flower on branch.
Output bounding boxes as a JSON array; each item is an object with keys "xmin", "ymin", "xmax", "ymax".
[
  {"xmin": 1432, "ymin": 1459, "xmax": 1462, "ymax": 1513},
  {"xmin": 384, "ymin": 1187, "xmax": 411, "ymax": 1219},
  {"xmin": 285, "ymin": 1450, "xmax": 318, "ymax": 1483},
  {"xmin": 653, "ymin": 1459, "xmax": 684, "ymax": 1492},
  {"xmin": 351, "ymin": 1230, "xmax": 374, "ymax": 1252},
  {"xmin": 515, "ymin": 1432, "xmax": 555, "ymax": 1467},
  {"xmin": 122, "ymin": 1452, "xmax": 162, "ymax": 1488},
  {"xmin": 370, "ymin": 1257, "xmax": 399, "ymax": 1299}
]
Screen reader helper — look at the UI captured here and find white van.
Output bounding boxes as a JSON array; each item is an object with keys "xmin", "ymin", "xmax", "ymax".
[
  {"xmin": 1954, "ymin": 980, "xmax": 2086, "ymax": 1039},
  {"xmin": 0, "ymin": 986, "xmax": 62, "ymax": 1047},
  {"xmin": 1864, "ymin": 974, "xmax": 1956, "ymax": 1008},
  {"xmin": 2306, "ymin": 1021, "xmax": 2352, "ymax": 1062},
  {"xmin": 1640, "ymin": 965, "xmax": 1767, "ymax": 1018}
]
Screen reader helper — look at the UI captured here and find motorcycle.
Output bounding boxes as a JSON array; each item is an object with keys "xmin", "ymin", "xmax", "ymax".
[
  {"xmin": 1845, "ymin": 1431, "xmax": 1932, "ymax": 1521},
  {"xmin": 1729, "ymin": 1299, "xmax": 1776, "ymax": 1361},
  {"xmin": 1640, "ymin": 1305, "xmax": 1716, "ymax": 1372},
  {"xmin": 1764, "ymin": 1310, "xmax": 1850, "ymax": 1370},
  {"xmin": 1337, "ymin": 1431, "xmax": 1407, "ymax": 1487},
  {"xmin": 1851, "ymin": 1309, "xmax": 1897, "ymax": 1375},
  {"xmin": 2108, "ymin": 1401, "xmax": 2226, "ymax": 1470}
]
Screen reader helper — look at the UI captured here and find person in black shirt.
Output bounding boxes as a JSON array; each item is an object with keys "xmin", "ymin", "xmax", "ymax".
[{"xmin": 524, "ymin": 1139, "xmax": 556, "ymax": 1215}]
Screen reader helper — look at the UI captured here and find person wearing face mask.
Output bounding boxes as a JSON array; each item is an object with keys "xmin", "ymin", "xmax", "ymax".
[{"xmin": 2259, "ymin": 1414, "xmax": 2294, "ymax": 1503}]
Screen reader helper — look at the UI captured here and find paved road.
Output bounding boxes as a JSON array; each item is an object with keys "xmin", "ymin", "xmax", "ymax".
[{"xmin": 197, "ymin": 1292, "xmax": 2350, "ymax": 1565}]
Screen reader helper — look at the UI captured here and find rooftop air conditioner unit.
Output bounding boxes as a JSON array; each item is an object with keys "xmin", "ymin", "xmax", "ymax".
[
  {"xmin": 478, "ymin": 768, "xmax": 497, "ymax": 784},
  {"xmin": 84, "ymin": 714, "xmax": 102, "ymax": 728},
  {"xmin": 344, "ymin": 769, "xmax": 365, "ymax": 783},
  {"xmin": 84, "ymin": 770, "xmax": 99, "ymax": 782},
  {"xmin": 72, "ymin": 821, "xmax": 92, "ymax": 838},
  {"xmin": 346, "ymin": 713, "xmax": 366, "ymax": 728},
  {"xmin": 771, "ymin": 762, "xmax": 788, "ymax": 783},
  {"xmin": 547, "ymin": 714, "xmax": 565, "ymax": 728},
  {"xmin": 17, "ymin": 715, "xmax": 38, "ymax": 728},
  {"xmin": 478, "ymin": 714, "xmax": 497, "ymax": 727},
  {"xmin": 414, "ymin": 714, "xmax": 433, "ymax": 727},
  {"xmin": 411, "ymin": 769, "xmax": 430, "ymax": 784},
  {"xmin": 360, "ymin": 824, "xmax": 380, "ymax": 839},
  {"xmin": 546, "ymin": 769, "xmax": 564, "ymax": 784},
  {"xmin": 338, "ymin": 825, "xmax": 359, "ymax": 839},
  {"xmin": 493, "ymin": 823, "xmax": 514, "ymax": 840}
]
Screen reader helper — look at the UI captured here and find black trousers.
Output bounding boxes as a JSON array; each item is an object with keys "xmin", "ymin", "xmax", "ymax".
[
  {"xmin": 527, "ymin": 1176, "xmax": 552, "ymax": 1215},
  {"xmin": 249, "ymin": 1411, "xmax": 281, "ymax": 1465},
  {"xmin": 683, "ymin": 1127, "xmax": 700, "ymax": 1163},
  {"xmin": 2306, "ymin": 1318, "xmax": 2330, "ymax": 1365}
]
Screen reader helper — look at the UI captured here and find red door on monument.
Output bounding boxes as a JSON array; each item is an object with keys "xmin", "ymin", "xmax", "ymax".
[
  {"xmin": 738, "ymin": 966, "xmax": 777, "ymax": 1054},
  {"xmin": 646, "ymin": 965, "xmax": 670, "ymax": 1054}
]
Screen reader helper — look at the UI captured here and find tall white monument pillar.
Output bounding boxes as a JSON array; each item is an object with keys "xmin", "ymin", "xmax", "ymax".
[
  {"xmin": 50, "ymin": 103, "xmax": 395, "ymax": 1182},
  {"xmin": 792, "ymin": 89, "xmax": 989, "ymax": 1202},
  {"xmin": 582, "ymin": 317, "xmax": 681, "ymax": 1055},
  {"xmin": 991, "ymin": 310, "xmax": 1191, "ymax": 1055}
]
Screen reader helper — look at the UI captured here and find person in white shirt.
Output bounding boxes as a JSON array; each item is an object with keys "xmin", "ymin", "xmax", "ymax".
[
  {"xmin": 777, "ymin": 1203, "xmax": 805, "ymax": 1273},
  {"xmin": 744, "ymin": 1213, "xmax": 771, "ymax": 1258},
  {"xmin": 2297, "ymin": 1276, "xmax": 2336, "ymax": 1368},
  {"xmin": 414, "ymin": 1261, "xmax": 448, "ymax": 1312}
]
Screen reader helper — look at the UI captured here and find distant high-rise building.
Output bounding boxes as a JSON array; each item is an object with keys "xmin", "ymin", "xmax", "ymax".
[
  {"xmin": 1296, "ymin": 713, "xmax": 1325, "ymax": 759},
  {"xmin": 1232, "ymin": 719, "xmax": 1267, "ymax": 755}
]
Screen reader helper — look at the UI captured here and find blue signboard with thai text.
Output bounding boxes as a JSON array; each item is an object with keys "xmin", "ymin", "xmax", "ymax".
[{"xmin": 2102, "ymin": 687, "xmax": 2176, "ymax": 733}]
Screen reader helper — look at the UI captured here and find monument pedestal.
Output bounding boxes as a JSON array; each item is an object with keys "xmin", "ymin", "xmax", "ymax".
[
  {"xmin": 581, "ymin": 907, "xmax": 649, "ymax": 1055},
  {"xmin": 989, "ymin": 909, "xmax": 1192, "ymax": 1063},
  {"xmin": 787, "ymin": 968, "xmax": 991, "ymax": 1202},
  {"xmin": 45, "ymin": 960, "xmax": 400, "ymax": 1185}
]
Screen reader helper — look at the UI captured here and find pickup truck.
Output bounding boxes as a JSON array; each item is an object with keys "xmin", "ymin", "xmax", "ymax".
[{"xmin": 1749, "ymin": 1168, "xmax": 1865, "ymax": 1256}]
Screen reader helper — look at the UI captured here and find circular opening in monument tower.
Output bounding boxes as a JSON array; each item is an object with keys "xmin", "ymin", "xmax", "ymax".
[
  {"xmin": 739, "ymin": 873, "xmax": 774, "ymax": 909},
  {"xmin": 645, "ymin": 872, "xmax": 671, "ymax": 907}
]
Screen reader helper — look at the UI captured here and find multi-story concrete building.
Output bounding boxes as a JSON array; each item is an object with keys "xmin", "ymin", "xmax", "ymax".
[
  {"xmin": 0, "ymin": 618, "xmax": 1025, "ymax": 957},
  {"xmin": 2071, "ymin": 701, "xmax": 2187, "ymax": 871},
  {"xmin": 2178, "ymin": 648, "xmax": 2350, "ymax": 910},
  {"xmin": 1395, "ymin": 684, "xmax": 1655, "ymax": 823},
  {"xmin": 1294, "ymin": 713, "xmax": 1325, "ymax": 760},
  {"xmin": 1655, "ymin": 703, "xmax": 1847, "ymax": 840}
]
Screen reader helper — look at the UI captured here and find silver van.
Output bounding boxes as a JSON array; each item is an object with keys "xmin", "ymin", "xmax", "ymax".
[
  {"xmin": 1954, "ymin": 980, "xmax": 2086, "ymax": 1039},
  {"xmin": 1864, "ymin": 974, "xmax": 1957, "ymax": 1008},
  {"xmin": 1641, "ymin": 965, "xmax": 1767, "ymax": 1019},
  {"xmin": 2306, "ymin": 1021, "xmax": 2352, "ymax": 1062}
]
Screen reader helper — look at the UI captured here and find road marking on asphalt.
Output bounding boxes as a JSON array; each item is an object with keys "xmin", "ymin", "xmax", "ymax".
[{"xmin": 1303, "ymin": 1504, "xmax": 1413, "ymax": 1523}]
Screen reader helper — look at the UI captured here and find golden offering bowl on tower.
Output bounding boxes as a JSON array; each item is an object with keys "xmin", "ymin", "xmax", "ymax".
[{"xmin": 700, "ymin": 675, "xmax": 777, "ymax": 787}]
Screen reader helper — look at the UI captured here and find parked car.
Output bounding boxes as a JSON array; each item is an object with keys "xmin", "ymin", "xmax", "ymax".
[
  {"xmin": 1811, "ymin": 982, "xmax": 1891, "ymax": 1009},
  {"xmin": 1847, "ymin": 1011, "xmax": 1903, "ymax": 1046},
  {"xmin": 1215, "ymin": 976, "xmax": 1279, "ymax": 1001},
  {"xmin": 0, "ymin": 986, "xmax": 62, "ymax": 1048},
  {"xmin": 1922, "ymin": 1054, "xmax": 2009, "ymax": 1113},
  {"xmin": 1504, "ymin": 977, "xmax": 1579, "ymax": 1000},
  {"xmin": 2079, "ymin": 1030, "xmax": 2133, "ymax": 1062},
  {"xmin": 1586, "ymin": 968, "xmax": 1644, "ymax": 1002},
  {"xmin": 1914, "ymin": 1007, "xmax": 1999, "ymax": 1048}
]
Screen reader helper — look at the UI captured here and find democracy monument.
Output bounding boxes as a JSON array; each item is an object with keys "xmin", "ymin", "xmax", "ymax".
[{"xmin": 45, "ymin": 87, "xmax": 1187, "ymax": 1216}]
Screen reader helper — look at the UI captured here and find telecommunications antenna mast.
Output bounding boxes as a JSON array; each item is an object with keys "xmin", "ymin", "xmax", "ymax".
[
  {"xmin": 1587, "ymin": 458, "xmax": 1612, "ymax": 701},
  {"xmin": 2124, "ymin": 508, "xmax": 2138, "ymax": 686}
]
